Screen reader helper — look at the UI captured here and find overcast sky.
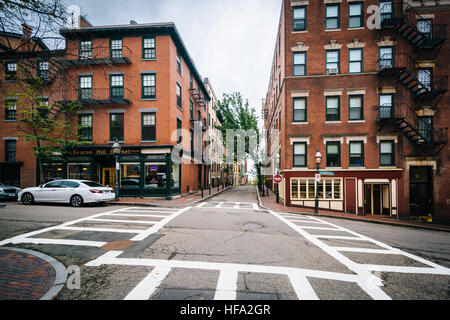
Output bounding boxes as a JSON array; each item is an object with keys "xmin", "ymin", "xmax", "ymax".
[{"xmin": 70, "ymin": 0, "xmax": 281, "ymax": 126}]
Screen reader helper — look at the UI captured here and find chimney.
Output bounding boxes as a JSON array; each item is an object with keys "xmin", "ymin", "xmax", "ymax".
[{"xmin": 22, "ymin": 24, "xmax": 33, "ymax": 40}]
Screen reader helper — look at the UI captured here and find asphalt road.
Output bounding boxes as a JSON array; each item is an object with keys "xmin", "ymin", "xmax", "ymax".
[{"xmin": 0, "ymin": 187, "xmax": 449, "ymax": 300}]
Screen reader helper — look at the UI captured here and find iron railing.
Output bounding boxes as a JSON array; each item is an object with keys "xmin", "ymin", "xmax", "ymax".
[{"xmin": 56, "ymin": 88, "xmax": 133, "ymax": 104}]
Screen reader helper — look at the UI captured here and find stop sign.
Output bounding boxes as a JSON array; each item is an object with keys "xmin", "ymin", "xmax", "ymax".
[{"xmin": 273, "ymin": 175, "xmax": 283, "ymax": 184}]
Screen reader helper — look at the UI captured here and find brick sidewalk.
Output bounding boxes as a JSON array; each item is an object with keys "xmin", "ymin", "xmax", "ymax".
[
  {"xmin": 115, "ymin": 186, "xmax": 231, "ymax": 207},
  {"xmin": 0, "ymin": 249, "xmax": 56, "ymax": 300},
  {"xmin": 259, "ymin": 188, "xmax": 450, "ymax": 232}
]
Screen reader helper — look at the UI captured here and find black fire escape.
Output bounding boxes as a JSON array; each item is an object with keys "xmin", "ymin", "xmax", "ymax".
[{"xmin": 377, "ymin": 1, "xmax": 448, "ymax": 156}]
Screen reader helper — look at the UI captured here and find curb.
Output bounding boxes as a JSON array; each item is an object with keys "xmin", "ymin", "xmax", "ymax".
[
  {"xmin": 0, "ymin": 204, "xmax": 6, "ymax": 209},
  {"xmin": 0, "ymin": 247, "xmax": 67, "ymax": 300},
  {"xmin": 255, "ymin": 187, "xmax": 450, "ymax": 233},
  {"xmin": 110, "ymin": 186, "xmax": 233, "ymax": 208}
]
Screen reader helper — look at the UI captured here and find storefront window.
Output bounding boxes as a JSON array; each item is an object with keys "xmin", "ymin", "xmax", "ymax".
[
  {"xmin": 43, "ymin": 163, "xmax": 64, "ymax": 183},
  {"xmin": 172, "ymin": 163, "xmax": 180, "ymax": 189},
  {"xmin": 120, "ymin": 163, "xmax": 140, "ymax": 188},
  {"xmin": 292, "ymin": 178, "xmax": 343, "ymax": 200},
  {"xmin": 144, "ymin": 163, "xmax": 166, "ymax": 188},
  {"xmin": 68, "ymin": 163, "xmax": 91, "ymax": 180}
]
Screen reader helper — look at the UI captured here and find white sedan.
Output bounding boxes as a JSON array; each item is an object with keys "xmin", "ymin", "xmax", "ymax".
[{"xmin": 19, "ymin": 180, "xmax": 116, "ymax": 207}]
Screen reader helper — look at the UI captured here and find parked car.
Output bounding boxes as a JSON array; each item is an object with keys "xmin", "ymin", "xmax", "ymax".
[
  {"xmin": 19, "ymin": 180, "xmax": 115, "ymax": 207},
  {"xmin": 0, "ymin": 183, "xmax": 21, "ymax": 201}
]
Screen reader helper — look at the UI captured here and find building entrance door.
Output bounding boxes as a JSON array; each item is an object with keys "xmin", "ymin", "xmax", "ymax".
[
  {"xmin": 410, "ymin": 166, "xmax": 433, "ymax": 217},
  {"xmin": 102, "ymin": 168, "xmax": 115, "ymax": 188},
  {"xmin": 364, "ymin": 184, "xmax": 391, "ymax": 215}
]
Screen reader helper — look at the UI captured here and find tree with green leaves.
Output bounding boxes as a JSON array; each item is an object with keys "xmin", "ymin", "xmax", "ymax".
[
  {"xmin": 6, "ymin": 79, "xmax": 81, "ymax": 184},
  {"xmin": 215, "ymin": 92, "xmax": 265, "ymax": 191}
]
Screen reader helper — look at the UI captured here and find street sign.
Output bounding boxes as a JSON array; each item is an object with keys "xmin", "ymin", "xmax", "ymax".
[
  {"xmin": 273, "ymin": 175, "xmax": 283, "ymax": 184},
  {"xmin": 315, "ymin": 174, "xmax": 321, "ymax": 182},
  {"xmin": 319, "ymin": 171, "xmax": 335, "ymax": 176}
]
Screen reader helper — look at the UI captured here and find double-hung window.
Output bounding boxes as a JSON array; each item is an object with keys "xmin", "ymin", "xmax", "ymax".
[
  {"xmin": 326, "ymin": 4, "xmax": 340, "ymax": 30},
  {"xmin": 293, "ymin": 6, "xmax": 306, "ymax": 31},
  {"xmin": 293, "ymin": 98, "xmax": 307, "ymax": 122},
  {"xmin": 349, "ymin": 95, "xmax": 364, "ymax": 120},
  {"xmin": 349, "ymin": 141, "xmax": 364, "ymax": 167},
  {"xmin": 418, "ymin": 68, "xmax": 432, "ymax": 93},
  {"xmin": 417, "ymin": 19, "xmax": 432, "ymax": 40},
  {"xmin": 110, "ymin": 39, "xmax": 123, "ymax": 58},
  {"xmin": 190, "ymin": 99, "xmax": 194, "ymax": 120},
  {"xmin": 380, "ymin": 141, "xmax": 395, "ymax": 166},
  {"xmin": 79, "ymin": 76, "xmax": 92, "ymax": 100},
  {"xmin": 326, "ymin": 50, "xmax": 339, "ymax": 74},
  {"xmin": 293, "ymin": 143, "xmax": 307, "ymax": 167},
  {"xmin": 379, "ymin": 94, "xmax": 394, "ymax": 119},
  {"xmin": 5, "ymin": 99, "xmax": 17, "ymax": 121},
  {"xmin": 177, "ymin": 118, "xmax": 182, "ymax": 144},
  {"xmin": 5, "ymin": 62, "xmax": 17, "ymax": 81},
  {"xmin": 293, "ymin": 52, "xmax": 306, "ymax": 76},
  {"xmin": 326, "ymin": 142, "xmax": 341, "ymax": 167},
  {"xmin": 110, "ymin": 75, "xmax": 124, "ymax": 100},
  {"xmin": 349, "ymin": 49, "xmax": 363, "ymax": 73},
  {"xmin": 142, "ymin": 74, "xmax": 156, "ymax": 99},
  {"xmin": 143, "ymin": 37, "xmax": 156, "ymax": 59},
  {"xmin": 379, "ymin": 47, "xmax": 394, "ymax": 70},
  {"xmin": 5, "ymin": 140, "xmax": 16, "ymax": 162},
  {"xmin": 176, "ymin": 49, "xmax": 182, "ymax": 74},
  {"xmin": 38, "ymin": 61, "xmax": 49, "ymax": 80},
  {"xmin": 176, "ymin": 83, "xmax": 182, "ymax": 109},
  {"xmin": 380, "ymin": 1, "xmax": 393, "ymax": 25},
  {"xmin": 80, "ymin": 40, "xmax": 92, "ymax": 59},
  {"xmin": 110, "ymin": 113, "xmax": 124, "ymax": 142},
  {"xmin": 326, "ymin": 96, "xmax": 340, "ymax": 122},
  {"xmin": 142, "ymin": 113, "xmax": 156, "ymax": 141},
  {"xmin": 78, "ymin": 114, "xmax": 93, "ymax": 142},
  {"xmin": 349, "ymin": 2, "xmax": 363, "ymax": 28}
]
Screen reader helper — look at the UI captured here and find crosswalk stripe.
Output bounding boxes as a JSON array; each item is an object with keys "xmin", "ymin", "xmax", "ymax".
[
  {"xmin": 12, "ymin": 238, "xmax": 106, "ymax": 247},
  {"xmin": 214, "ymin": 269, "xmax": 238, "ymax": 300},
  {"xmin": 58, "ymin": 226, "xmax": 143, "ymax": 234},
  {"xmin": 124, "ymin": 266, "xmax": 171, "ymax": 300},
  {"xmin": 87, "ymin": 218, "xmax": 158, "ymax": 225}
]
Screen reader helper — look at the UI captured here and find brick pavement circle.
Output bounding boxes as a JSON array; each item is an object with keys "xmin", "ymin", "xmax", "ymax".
[{"xmin": 0, "ymin": 248, "xmax": 67, "ymax": 300}]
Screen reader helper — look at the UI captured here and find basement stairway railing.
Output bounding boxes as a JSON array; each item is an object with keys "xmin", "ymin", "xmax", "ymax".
[{"xmin": 380, "ymin": 1, "xmax": 447, "ymax": 51}]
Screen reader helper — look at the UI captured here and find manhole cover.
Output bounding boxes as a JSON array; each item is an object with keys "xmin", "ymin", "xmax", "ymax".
[
  {"xmin": 244, "ymin": 223, "xmax": 265, "ymax": 230},
  {"xmin": 101, "ymin": 240, "xmax": 135, "ymax": 251}
]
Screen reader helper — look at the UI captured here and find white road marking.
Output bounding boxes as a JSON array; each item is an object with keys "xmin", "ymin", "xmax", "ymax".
[
  {"xmin": 315, "ymin": 235, "xmax": 368, "ymax": 241},
  {"xmin": 131, "ymin": 207, "xmax": 192, "ymax": 241},
  {"xmin": 288, "ymin": 219, "xmax": 328, "ymax": 225},
  {"xmin": 234, "ymin": 203, "xmax": 240, "ymax": 209},
  {"xmin": 196, "ymin": 203, "xmax": 207, "ymax": 208},
  {"xmin": 86, "ymin": 218, "xmax": 157, "ymax": 225},
  {"xmin": 252, "ymin": 203, "xmax": 260, "ymax": 211},
  {"xmin": 124, "ymin": 266, "xmax": 171, "ymax": 300},
  {"xmin": 288, "ymin": 273, "xmax": 319, "ymax": 300},
  {"xmin": 103, "ymin": 213, "xmax": 168, "ymax": 219},
  {"xmin": 215, "ymin": 202, "xmax": 224, "ymax": 208},
  {"xmin": 214, "ymin": 269, "xmax": 238, "ymax": 300},
  {"xmin": 58, "ymin": 226, "xmax": 143, "ymax": 234},
  {"xmin": 12, "ymin": 238, "xmax": 106, "ymax": 247},
  {"xmin": 334, "ymin": 247, "xmax": 399, "ymax": 254},
  {"xmin": 296, "ymin": 226, "xmax": 342, "ymax": 231}
]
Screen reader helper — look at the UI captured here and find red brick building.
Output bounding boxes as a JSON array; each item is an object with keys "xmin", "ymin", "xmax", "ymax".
[
  {"xmin": 0, "ymin": 18, "xmax": 212, "ymax": 199},
  {"xmin": 264, "ymin": 0, "xmax": 449, "ymax": 221}
]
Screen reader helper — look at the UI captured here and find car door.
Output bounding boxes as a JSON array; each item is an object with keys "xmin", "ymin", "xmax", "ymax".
[
  {"xmin": 33, "ymin": 181, "xmax": 60, "ymax": 201},
  {"xmin": 38, "ymin": 181, "xmax": 66, "ymax": 202},
  {"xmin": 60, "ymin": 181, "xmax": 81, "ymax": 202}
]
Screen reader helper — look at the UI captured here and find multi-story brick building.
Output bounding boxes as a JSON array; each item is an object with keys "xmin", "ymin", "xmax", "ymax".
[
  {"xmin": 1, "ymin": 18, "xmax": 212, "ymax": 199},
  {"xmin": 264, "ymin": 0, "xmax": 449, "ymax": 221}
]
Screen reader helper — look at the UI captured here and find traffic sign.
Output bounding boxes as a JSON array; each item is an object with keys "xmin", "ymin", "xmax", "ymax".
[
  {"xmin": 319, "ymin": 171, "xmax": 335, "ymax": 176},
  {"xmin": 315, "ymin": 174, "xmax": 321, "ymax": 182},
  {"xmin": 273, "ymin": 175, "xmax": 283, "ymax": 184}
]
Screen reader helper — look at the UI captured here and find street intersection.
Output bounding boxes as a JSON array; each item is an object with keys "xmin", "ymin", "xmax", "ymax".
[{"xmin": 0, "ymin": 187, "xmax": 449, "ymax": 300}]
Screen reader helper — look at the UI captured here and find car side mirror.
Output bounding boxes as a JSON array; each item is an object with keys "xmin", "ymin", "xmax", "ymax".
[{"xmin": 39, "ymin": 185, "xmax": 43, "ymax": 188}]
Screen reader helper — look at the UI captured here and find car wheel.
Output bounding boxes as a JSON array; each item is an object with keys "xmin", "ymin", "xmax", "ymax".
[
  {"xmin": 70, "ymin": 195, "xmax": 84, "ymax": 208},
  {"xmin": 22, "ymin": 193, "xmax": 34, "ymax": 205}
]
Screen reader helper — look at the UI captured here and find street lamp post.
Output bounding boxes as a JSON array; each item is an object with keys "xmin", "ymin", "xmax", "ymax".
[
  {"xmin": 314, "ymin": 149, "xmax": 323, "ymax": 215},
  {"xmin": 112, "ymin": 139, "xmax": 121, "ymax": 201}
]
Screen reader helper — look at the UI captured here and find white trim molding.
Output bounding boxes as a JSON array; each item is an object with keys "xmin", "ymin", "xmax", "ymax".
[
  {"xmin": 324, "ymin": 40, "xmax": 342, "ymax": 50},
  {"xmin": 324, "ymin": 0, "xmax": 342, "ymax": 3},
  {"xmin": 347, "ymin": 88, "xmax": 367, "ymax": 95},
  {"xmin": 347, "ymin": 39, "xmax": 366, "ymax": 49},
  {"xmin": 346, "ymin": 136, "xmax": 368, "ymax": 144},
  {"xmin": 377, "ymin": 36, "xmax": 397, "ymax": 47},
  {"xmin": 405, "ymin": 157, "xmax": 438, "ymax": 171},
  {"xmin": 291, "ymin": 0, "xmax": 309, "ymax": 5},
  {"xmin": 290, "ymin": 136, "xmax": 311, "ymax": 145},
  {"xmin": 291, "ymin": 42, "xmax": 309, "ymax": 52},
  {"xmin": 291, "ymin": 90, "xmax": 310, "ymax": 98},
  {"xmin": 324, "ymin": 89, "xmax": 344, "ymax": 96},
  {"xmin": 376, "ymin": 135, "xmax": 399, "ymax": 144},
  {"xmin": 323, "ymin": 136, "xmax": 344, "ymax": 144}
]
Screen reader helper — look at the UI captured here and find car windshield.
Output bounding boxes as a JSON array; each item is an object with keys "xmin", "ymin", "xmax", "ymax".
[{"xmin": 83, "ymin": 181, "xmax": 105, "ymax": 187}]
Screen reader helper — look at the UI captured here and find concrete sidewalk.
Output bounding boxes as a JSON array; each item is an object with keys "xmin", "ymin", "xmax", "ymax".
[
  {"xmin": 258, "ymin": 188, "xmax": 450, "ymax": 233},
  {"xmin": 111, "ymin": 186, "xmax": 232, "ymax": 208}
]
